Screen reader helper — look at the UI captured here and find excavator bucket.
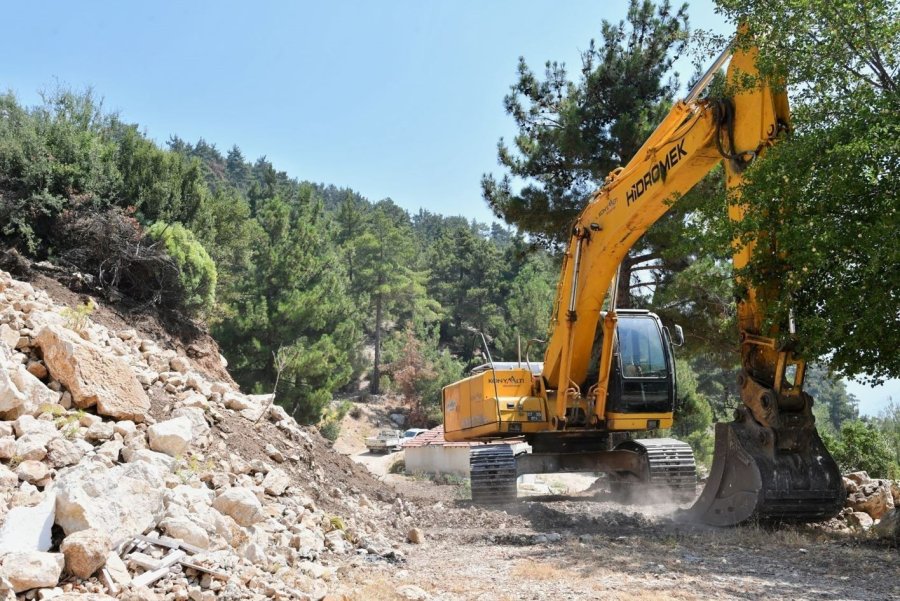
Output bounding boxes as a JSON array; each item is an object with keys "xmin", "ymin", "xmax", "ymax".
[{"xmin": 686, "ymin": 409, "xmax": 845, "ymax": 526}]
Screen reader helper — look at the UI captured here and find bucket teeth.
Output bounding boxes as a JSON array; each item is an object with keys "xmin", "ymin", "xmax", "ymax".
[{"xmin": 685, "ymin": 419, "xmax": 845, "ymax": 526}]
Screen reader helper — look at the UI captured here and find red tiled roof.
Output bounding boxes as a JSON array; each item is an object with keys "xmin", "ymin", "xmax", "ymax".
[
  {"xmin": 401, "ymin": 425, "xmax": 447, "ymax": 448},
  {"xmin": 401, "ymin": 425, "xmax": 518, "ymax": 448}
]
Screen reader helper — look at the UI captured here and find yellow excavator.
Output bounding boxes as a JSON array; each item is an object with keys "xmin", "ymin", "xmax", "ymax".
[{"xmin": 442, "ymin": 34, "xmax": 845, "ymax": 526}]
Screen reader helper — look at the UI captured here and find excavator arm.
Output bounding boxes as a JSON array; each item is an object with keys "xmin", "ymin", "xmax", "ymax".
[{"xmin": 543, "ymin": 43, "xmax": 785, "ymax": 421}]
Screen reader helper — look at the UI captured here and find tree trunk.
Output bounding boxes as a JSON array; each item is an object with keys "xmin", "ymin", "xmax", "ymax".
[
  {"xmin": 616, "ymin": 260, "xmax": 634, "ymax": 309},
  {"xmin": 372, "ymin": 292, "xmax": 382, "ymax": 395},
  {"xmin": 617, "ymin": 252, "xmax": 661, "ymax": 309}
]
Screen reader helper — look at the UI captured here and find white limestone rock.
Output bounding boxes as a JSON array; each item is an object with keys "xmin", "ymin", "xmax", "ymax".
[
  {"xmin": 54, "ymin": 461, "xmax": 165, "ymax": 540},
  {"xmin": 60, "ymin": 528, "xmax": 111, "ymax": 578},
  {"xmin": 212, "ymin": 487, "xmax": 264, "ymax": 527},
  {"xmin": 0, "ymin": 551, "xmax": 64, "ymax": 593},
  {"xmin": 147, "ymin": 416, "xmax": 194, "ymax": 457},
  {"xmin": 35, "ymin": 325, "xmax": 150, "ymax": 422}
]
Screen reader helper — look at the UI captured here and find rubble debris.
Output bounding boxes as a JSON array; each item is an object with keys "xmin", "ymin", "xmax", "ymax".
[{"xmin": 0, "ymin": 269, "xmax": 401, "ymax": 599}]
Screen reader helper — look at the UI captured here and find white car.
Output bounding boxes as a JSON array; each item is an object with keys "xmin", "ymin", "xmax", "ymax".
[{"xmin": 401, "ymin": 428, "xmax": 428, "ymax": 443}]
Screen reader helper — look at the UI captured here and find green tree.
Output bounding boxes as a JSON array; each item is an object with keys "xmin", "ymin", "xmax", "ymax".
[
  {"xmin": 384, "ymin": 321, "xmax": 464, "ymax": 426},
  {"xmin": 482, "ymin": 0, "xmax": 689, "ymax": 248},
  {"xmin": 804, "ymin": 364, "xmax": 860, "ymax": 434},
  {"xmin": 212, "ymin": 191, "xmax": 360, "ymax": 423},
  {"xmin": 493, "ymin": 243, "xmax": 557, "ymax": 360},
  {"xmin": 708, "ymin": 0, "xmax": 900, "ymax": 383},
  {"xmin": 224, "ymin": 145, "xmax": 250, "ymax": 191},
  {"xmin": 118, "ymin": 127, "xmax": 208, "ymax": 224},
  {"xmin": 428, "ymin": 223, "xmax": 504, "ymax": 357},
  {"xmin": 875, "ymin": 399, "xmax": 900, "ymax": 471},
  {"xmin": 187, "ymin": 187, "xmax": 262, "ymax": 309},
  {"xmin": 147, "ymin": 222, "xmax": 217, "ymax": 316},
  {"xmin": 672, "ymin": 358, "xmax": 714, "ymax": 465},
  {"xmin": 0, "ymin": 89, "xmax": 120, "ymax": 253},
  {"xmin": 334, "ymin": 191, "xmax": 368, "ymax": 285},
  {"xmin": 825, "ymin": 419, "xmax": 899, "ymax": 479},
  {"xmin": 353, "ymin": 200, "xmax": 434, "ymax": 394}
]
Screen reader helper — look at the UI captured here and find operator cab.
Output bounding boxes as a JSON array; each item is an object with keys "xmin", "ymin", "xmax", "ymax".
[{"xmin": 587, "ymin": 310, "xmax": 681, "ymax": 417}]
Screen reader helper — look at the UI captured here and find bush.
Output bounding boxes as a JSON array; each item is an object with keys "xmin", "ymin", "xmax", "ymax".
[
  {"xmin": 147, "ymin": 222, "xmax": 217, "ymax": 316},
  {"xmin": 824, "ymin": 419, "xmax": 900, "ymax": 479},
  {"xmin": 317, "ymin": 400, "xmax": 353, "ymax": 442},
  {"xmin": 55, "ymin": 207, "xmax": 182, "ymax": 308}
]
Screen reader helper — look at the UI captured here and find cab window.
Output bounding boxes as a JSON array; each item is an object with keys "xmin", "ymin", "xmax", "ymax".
[{"xmin": 617, "ymin": 318, "xmax": 667, "ymax": 378}]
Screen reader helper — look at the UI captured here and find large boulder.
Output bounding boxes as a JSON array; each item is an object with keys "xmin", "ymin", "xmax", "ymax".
[
  {"xmin": 47, "ymin": 436, "xmax": 86, "ymax": 468},
  {"xmin": 0, "ymin": 490, "xmax": 55, "ymax": 552},
  {"xmin": 147, "ymin": 416, "xmax": 193, "ymax": 457},
  {"xmin": 0, "ymin": 551, "xmax": 64, "ymax": 592},
  {"xmin": 212, "ymin": 487, "xmax": 264, "ymax": 527},
  {"xmin": 55, "ymin": 461, "xmax": 165, "ymax": 540},
  {"xmin": 0, "ymin": 341, "xmax": 59, "ymax": 418},
  {"xmin": 60, "ymin": 528, "xmax": 111, "ymax": 578},
  {"xmin": 4, "ymin": 365, "xmax": 59, "ymax": 418},
  {"xmin": 171, "ymin": 406, "xmax": 210, "ymax": 439},
  {"xmin": 16, "ymin": 459, "xmax": 50, "ymax": 484},
  {"xmin": 847, "ymin": 479, "xmax": 895, "ymax": 520},
  {"xmin": 0, "ymin": 362, "xmax": 27, "ymax": 414},
  {"xmin": 35, "ymin": 325, "xmax": 150, "ymax": 422}
]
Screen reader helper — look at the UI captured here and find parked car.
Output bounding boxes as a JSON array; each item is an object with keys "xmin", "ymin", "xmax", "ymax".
[
  {"xmin": 401, "ymin": 428, "xmax": 428, "ymax": 443},
  {"xmin": 365, "ymin": 429, "xmax": 403, "ymax": 454}
]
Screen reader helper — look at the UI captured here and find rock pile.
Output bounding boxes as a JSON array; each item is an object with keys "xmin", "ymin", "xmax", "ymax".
[
  {"xmin": 828, "ymin": 471, "xmax": 900, "ymax": 537},
  {"xmin": 0, "ymin": 270, "xmax": 403, "ymax": 600}
]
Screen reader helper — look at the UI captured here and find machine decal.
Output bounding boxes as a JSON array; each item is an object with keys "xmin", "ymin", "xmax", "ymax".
[
  {"xmin": 488, "ymin": 375, "xmax": 526, "ymax": 385},
  {"xmin": 626, "ymin": 140, "xmax": 688, "ymax": 206}
]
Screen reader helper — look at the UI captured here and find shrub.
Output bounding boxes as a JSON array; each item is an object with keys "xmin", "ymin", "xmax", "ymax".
[
  {"xmin": 317, "ymin": 400, "xmax": 353, "ymax": 442},
  {"xmin": 824, "ymin": 419, "xmax": 900, "ymax": 479},
  {"xmin": 147, "ymin": 222, "xmax": 217, "ymax": 316},
  {"xmin": 55, "ymin": 207, "xmax": 183, "ymax": 311}
]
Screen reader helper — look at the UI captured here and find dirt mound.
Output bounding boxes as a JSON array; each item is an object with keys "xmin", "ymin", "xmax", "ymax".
[{"xmin": 0, "ymin": 267, "xmax": 404, "ymax": 599}]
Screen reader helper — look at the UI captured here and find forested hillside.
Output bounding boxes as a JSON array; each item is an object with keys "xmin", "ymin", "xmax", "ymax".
[
  {"xmin": 0, "ymin": 0, "xmax": 897, "ymax": 478},
  {"xmin": 0, "ymin": 89, "xmax": 558, "ymax": 427}
]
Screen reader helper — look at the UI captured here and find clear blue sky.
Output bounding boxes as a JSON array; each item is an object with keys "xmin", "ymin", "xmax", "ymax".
[{"xmin": 2, "ymin": 1, "xmax": 895, "ymax": 415}]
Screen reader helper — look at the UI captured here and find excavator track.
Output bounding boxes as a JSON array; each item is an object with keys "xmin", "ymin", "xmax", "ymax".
[
  {"xmin": 612, "ymin": 438, "xmax": 697, "ymax": 500},
  {"xmin": 469, "ymin": 445, "xmax": 518, "ymax": 505}
]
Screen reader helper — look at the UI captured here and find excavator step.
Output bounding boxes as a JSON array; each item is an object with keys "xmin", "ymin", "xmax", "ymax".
[{"xmin": 469, "ymin": 445, "xmax": 517, "ymax": 505}]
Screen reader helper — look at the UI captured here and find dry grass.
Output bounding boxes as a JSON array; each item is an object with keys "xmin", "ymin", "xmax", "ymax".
[
  {"xmin": 605, "ymin": 592, "xmax": 702, "ymax": 601},
  {"xmin": 509, "ymin": 559, "xmax": 569, "ymax": 581}
]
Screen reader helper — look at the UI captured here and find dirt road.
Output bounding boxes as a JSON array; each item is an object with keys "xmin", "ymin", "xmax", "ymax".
[
  {"xmin": 339, "ymin": 489, "xmax": 898, "ymax": 600},
  {"xmin": 332, "ymin": 403, "xmax": 899, "ymax": 600}
]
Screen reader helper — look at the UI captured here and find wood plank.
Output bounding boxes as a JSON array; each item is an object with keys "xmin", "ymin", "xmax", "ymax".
[
  {"xmin": 179, "ymin": 558, "xmax": 230, "ymax": 580},
  {"xmin": 99, "ymin": 568, "xmax": 118, "ymax": 595},
  {"xmin": 128, "ymin": 552, "xmax": 161, "ymax": 571},
  {"xmin": 130, "ymin": 550, "xmax": 186, "ymax": 588},
  {"xmin": 135, "ymin": 533, "xmax": 204, "ymax": 555}
]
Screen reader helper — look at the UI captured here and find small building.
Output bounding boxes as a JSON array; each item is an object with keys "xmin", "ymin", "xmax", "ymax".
[
  {"xmin": 402, "ymin": 425, "xmax": 471, "ymax": 477},
  {"xmin": 402, "ymin": 425, "xmax": 519, "ymax": 478}
]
